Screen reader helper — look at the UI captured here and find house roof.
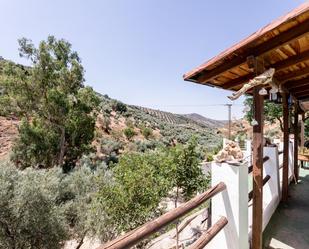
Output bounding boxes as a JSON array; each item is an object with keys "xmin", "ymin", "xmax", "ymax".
[{"xmin": 183, "ymin": 2, "xmax": 309, "ymax": 102}]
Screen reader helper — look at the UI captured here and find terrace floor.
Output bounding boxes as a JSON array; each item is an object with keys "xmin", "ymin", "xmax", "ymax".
[{"xmin": 263, "ymin": 167, "xmax": 309, "ymax": 249}]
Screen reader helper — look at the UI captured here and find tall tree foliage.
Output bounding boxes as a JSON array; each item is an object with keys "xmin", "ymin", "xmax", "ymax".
[
  {"xmin": 0, "ymin": 36, "xmax": 100, "ymax": 169},
  {"xmin": 244, "ymin": 97, "xmax": 283, "ymax": 130},
  {"xmin": 94, "ymin": 138, "xmax": 208, "ymax": 238},
  {"xmin": 0, "ymin": 161, "xmax": 67, "ymax": 249}
]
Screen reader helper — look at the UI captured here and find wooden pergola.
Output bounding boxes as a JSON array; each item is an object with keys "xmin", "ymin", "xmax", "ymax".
[{"xmin": 183, "ymin": 2, "xmax": 309, "ymax": 249}]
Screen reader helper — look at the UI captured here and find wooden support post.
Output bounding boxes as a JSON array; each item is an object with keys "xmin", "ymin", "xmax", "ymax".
[
  {"xmin": 252, "ymin": 86, "xmax": 264, "ymax": 249},
  {"xmin": 301, "ymin": 113, "xmax": 305, "ymax": 147},
  {"xmin": 282, "ymin": 93, "xmax": 289, "ymax": 202},
  {"xmin": 294, "ymin": 103, "xmax": 299, "ymax": 182}
]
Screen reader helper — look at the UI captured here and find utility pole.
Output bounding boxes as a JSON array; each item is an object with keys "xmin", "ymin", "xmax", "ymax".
[{"xmin": 225, "ymin": 104, "xmax": 232, "ymax": 140}]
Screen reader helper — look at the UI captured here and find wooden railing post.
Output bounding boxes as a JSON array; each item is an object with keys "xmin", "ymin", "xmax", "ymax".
[
  {"xmin": 293, "ymin": 103, "xmax": 299, "ymax": 182},
  {"xmin": 282, "ymin": 92, "xmax": 289, "ymax": 202}
]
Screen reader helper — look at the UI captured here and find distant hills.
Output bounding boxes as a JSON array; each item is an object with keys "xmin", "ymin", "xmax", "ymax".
[
  {"xmin": 134, "ymin": 106, "xmax": 225, "ymax": 128},
  {"xmin": 183, "ymin": 113, "xmax": 227, "ymax": 129},
  {"xmin": 0, "ymin": 59, "xmax": 224, "ymax": 159}
]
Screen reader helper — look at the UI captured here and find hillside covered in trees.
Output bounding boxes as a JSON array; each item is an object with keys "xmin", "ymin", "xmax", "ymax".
[{"xmin": 0, "ymin": 37, "xmax": 223, "ymax": 249}]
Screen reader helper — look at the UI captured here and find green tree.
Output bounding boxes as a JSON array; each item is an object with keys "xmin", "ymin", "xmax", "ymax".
[
  {"xmin": 244, "ymin": 97, "xmax": 283, "ymax": 130},
  {"xmin": 305, "ymin": 118, "xmax": 309, "ymax": 139},
  {"xmin": 167, "ymin": 138, "xmax": 209, "ymax": 248},
  {"xmin": 93, "ymin": 138, "xmax": 209, "ymax": 244},
  {"xmin": 0, "ymin": 158, "xmax": 112, "ymax": 249},
  {"xmin": 95, "ymin": 150, "xmax": 173, "ymax": 234},
  {"xmin": 0, "ymin": 161, "xmax": 67, "ymax": 249},
  {"xmin": 0, "ymin": 36, "xmax": 100, "ymax": 169}
]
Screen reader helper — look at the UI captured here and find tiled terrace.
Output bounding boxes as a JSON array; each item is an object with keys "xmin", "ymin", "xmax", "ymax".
[{"xmin": 264, "ymin": 167, "xmax": 309, "ymax": 249}]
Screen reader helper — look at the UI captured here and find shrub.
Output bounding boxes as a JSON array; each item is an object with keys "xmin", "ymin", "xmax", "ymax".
[
  {"xmin": 0, "ymin": 159, "xmax": 113, "ymax": 249},
  {"xmin": 141, "ymin": 126, "xmax": 153, "ymax": 139},
  {"xmin": 123, "ymin": 127, "xmax": 136, "ymax": 140},
  {"xmin": 0, "ymin": 161, "xmax": 67, "ymax": 249},
  {"xmin": 111, "ymin": 100, "xmax": 127, "ymax": 113},
  {"xmin": 93, "ymin": 138, "xmax": 209, "ymax": 235},
  {"xmin": 100, "ymin": 138, "xmax": 124, "ymax": 166},
  {"xmin": 94, "ymin": 150, "xmax": 173, "ymax": 232}
]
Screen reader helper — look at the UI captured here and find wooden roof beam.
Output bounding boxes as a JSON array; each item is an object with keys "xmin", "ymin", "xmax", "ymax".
[
  {"xmin": 223, "ymin": 50, "xmax": 309, "ymax": 89},
  {"xmin": 298, "ymin": 96, "xmax": 309, "ymax": 101},
  {"xmin": 194, "ymin": 18, "xmax": 309, "ymax": 84},
  {"xmin": 294, "ymin": 90, "xmax": 309, "ymax": 98},
  {"xmin": 285, "ymin": 76, "xmax": 309, "ymax": 90},
  {"xmin": 272, "ymin": 49, "xmax": 309, "ymax": 71},
  {"xmin": 290, "ymin": 84, "xmax": 309, "ymax": 94},
  {"xmin": 277, "ymin": 67, "xmax": 309, "ymax": 83}
]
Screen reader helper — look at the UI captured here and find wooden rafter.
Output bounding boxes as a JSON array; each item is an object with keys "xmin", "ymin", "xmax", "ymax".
[
  {"xmin": 277, "ymin": 67, "xmax": 309, "ymax": 83},
  {"xmin": 298, "ymin": 96, "xmax": 309, "ymax": 101},
  {"xmin": 293, "ymin": 89, "xmax": 309, "ymax": 99},
  {"xmin": 193, "ymin": 18, "xmax": 309, "ymax": 84},
  {"xmin": 291, "ymin": 86, "xmax": 309, "ymax": 95},
  {"xmin": 286, "ymin": 76, "xmax": 309, "ymax": 90},
  {"xmin": 224, "ymin": 50, "xmax": 309, "ymax": 89}
]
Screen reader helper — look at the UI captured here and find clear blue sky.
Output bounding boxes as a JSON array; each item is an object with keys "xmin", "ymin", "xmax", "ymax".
[{"xmin": 0, "ymin": 0, "xmax": 306, "ymax": 120}]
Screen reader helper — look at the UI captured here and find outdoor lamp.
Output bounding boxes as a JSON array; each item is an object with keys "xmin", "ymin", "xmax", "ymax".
[
  {"xmin": 251, "ymin": 119, "xmax": 258, "ymax": 126},
  {"xmin": 269, "ymin": 88, "xmax": 278, "ymax": 101},
  {"xmin": 259, "ymin": 87, "xmax": 268, "ymax": 96}
]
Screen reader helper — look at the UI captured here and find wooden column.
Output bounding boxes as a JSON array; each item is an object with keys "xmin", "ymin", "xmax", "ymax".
[
  {"xmin": 282, "ymin": 93, "xmax": 289, "ymax": 202},
  {"xmin": 252, "ymin": 86, "xmax": 264, "ymax": 249},
  {"xmin": 294, "ymin": 103, "xmax": 299, "ymax": 182},
  {"xmin": 301, "ymin": 113, "xmax": 305, "ymax": 147}
]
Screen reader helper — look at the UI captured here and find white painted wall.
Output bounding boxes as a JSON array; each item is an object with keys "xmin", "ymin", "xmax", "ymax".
[
  {"xmin": 207, "ymin": 141, "xmax": 295, "ymax": 249},
  {"xmin": 208, "ymin": 162, "xmax": 249, "ymax": 249}
]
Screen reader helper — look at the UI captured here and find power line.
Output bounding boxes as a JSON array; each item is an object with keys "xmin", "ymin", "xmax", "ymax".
[{"xmin": 146, "ymin": 104, "xmax": 243, "ymax": 108}]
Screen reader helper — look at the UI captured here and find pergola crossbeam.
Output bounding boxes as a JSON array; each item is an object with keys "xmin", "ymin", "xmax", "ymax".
[
  {"xmin": 193, "ymin": 19, "xmax": 309, "ymax": 84},
  {"xmin": 224, "ymin": 50, "xmax": 309, "ymax": 89}
]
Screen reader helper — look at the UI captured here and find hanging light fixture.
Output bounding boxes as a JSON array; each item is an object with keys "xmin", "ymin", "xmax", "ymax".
[
  {"xmin": 259, "ymin": 87, "xmax": 268, "ymax": 96},
  {"xmin": 251, "ymin": 119, "xmax": 258, "ymax": 126},
  {"xmin": 269, "ymin": 87, "xmax": 278, "ymax": 94},
  {"xmin": 275, "ymin": 94, "xmax": 282, "ymax": 104},
  {"xmin": 269, "ymin": 88, "xmax": 278, "ymax": 102}
]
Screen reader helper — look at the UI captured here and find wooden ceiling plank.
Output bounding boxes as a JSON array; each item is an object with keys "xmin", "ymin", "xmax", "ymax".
[
  {"xmin": 275, "ymin": 49, "xmax": 309, "ymax": 70},
  {"xmin": 195, "ymin": 19, "xmax": 309, "ymax": 84},
  {"xmin": 223, "ymin": 49, "xmax": 309, "ymax": 89},
  {"xmin": 278, "ymin": 66, "xmax": 309, "ymax": 82},
  {"xmin": 294, "ymin": 89, "xmax": 309, "ymax": 98},
  {"xmin": 285, "ymin": 77, "xmax": 309, "ymax": 90},
  {"xmin": 290, "ymin": 85, "xmax": 309, "ymax": 94}
]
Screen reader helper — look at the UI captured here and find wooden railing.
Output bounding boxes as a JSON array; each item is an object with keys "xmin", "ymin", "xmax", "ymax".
[
  {"xmin": 248, "ymin": 156, "xmax": 270, "ymax": 173},
  {"xmin": 248, "ymin": 175, "xmax": 271, "ymax": 202},
  {"xmin": 188, "ymin": 217, "xmax": 228, "ymax": 249},
  {"xmin": 97, "ymin": 182, "xmax": 227, "ymax": 249},
  {"xmin": 247, "ymin": 155, "xmax": 271, "ymax": 202}
]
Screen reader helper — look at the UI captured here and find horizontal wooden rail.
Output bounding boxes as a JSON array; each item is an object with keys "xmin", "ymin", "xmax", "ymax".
[
  {"xmin": 188, "ymin": 216, "xmax": 228, "ymax": 249},
  {"xmin": 248, "ymin": 175, "xmax": 271, "ymax": 202},
  {"xmin": 97, "ymin": 182, "xmax": 226, "ymax": 249},
  {"xmin": 248, "ymin": 156, "xmax": 270, "ymax": 173}
]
